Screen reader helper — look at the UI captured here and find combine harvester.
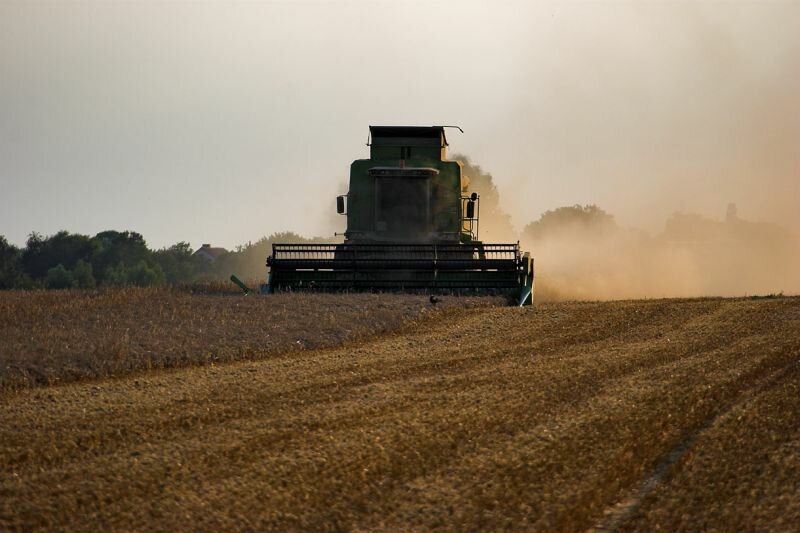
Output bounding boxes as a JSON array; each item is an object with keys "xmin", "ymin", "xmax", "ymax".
[{"xmin": 266, "ymin": 126, "xmax": 534, "ymax": 305}]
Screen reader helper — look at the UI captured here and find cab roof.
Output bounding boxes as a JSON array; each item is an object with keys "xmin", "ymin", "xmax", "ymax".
[{"xmin": 368, "ymin": 126, "xmax": 448, "ymax": 147}]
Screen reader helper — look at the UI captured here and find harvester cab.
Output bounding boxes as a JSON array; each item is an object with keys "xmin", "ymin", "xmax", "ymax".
[{"xmin": 266, "ymin": 126, "xmax": 534, "ymax": 305}]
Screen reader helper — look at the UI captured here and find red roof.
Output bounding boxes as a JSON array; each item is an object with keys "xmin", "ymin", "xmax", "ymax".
[{"xmin": 194, "ymin": 244, "xmax": 228, "ymax": 259}]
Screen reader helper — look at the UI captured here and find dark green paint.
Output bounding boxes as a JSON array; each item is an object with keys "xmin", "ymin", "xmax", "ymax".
[{"xmin": 343, "ymin": 126, "xmax": 473, "ymax": 244}]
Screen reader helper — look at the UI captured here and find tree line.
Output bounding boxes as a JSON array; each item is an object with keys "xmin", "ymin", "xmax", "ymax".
[
  {"xmin": 0, "ymin": 230, "xmax": 329, "ymax": 289},
  {"xmin": 5, "ymin": 203, "xmax": 782, "ymax": 292},
  {"xmin": 0, "ymin": 206, "xmax": 618, "ymax": 290}
]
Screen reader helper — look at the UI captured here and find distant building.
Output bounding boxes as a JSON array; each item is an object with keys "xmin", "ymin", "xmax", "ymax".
[{"xmin": 194, "ymin": 243, "xmax": 228, "ymax": 261}]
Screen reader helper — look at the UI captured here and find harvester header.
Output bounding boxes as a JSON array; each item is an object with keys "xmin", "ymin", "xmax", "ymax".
[{"xmin": 266, "ymin": 126, "xmax": 534, "ymax": 305}]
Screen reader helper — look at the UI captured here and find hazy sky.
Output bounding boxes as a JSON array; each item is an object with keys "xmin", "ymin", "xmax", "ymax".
[{"xmin": 2, "ymin": 0, "xmax": 798, "ymax": 250}]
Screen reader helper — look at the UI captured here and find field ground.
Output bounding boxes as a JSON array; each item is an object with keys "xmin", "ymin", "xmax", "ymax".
[
  {"xmin": 1, "ymin": 293, "xmax": 799, "ymax": 531},
  {"xmin": 0, "ymin": 288, "xmax": 498, "ymax": 389}
]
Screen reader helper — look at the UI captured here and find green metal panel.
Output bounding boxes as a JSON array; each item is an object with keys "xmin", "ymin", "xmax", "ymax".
[{"xmin": 345, "ymin": 158, "xmax": 466, "ymax": 243}]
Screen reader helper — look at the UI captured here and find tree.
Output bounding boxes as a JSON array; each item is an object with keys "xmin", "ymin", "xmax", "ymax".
[
  {"xmin": 71, "ymin": 259, "xmax": 96, "ymax": 289},
  {"xmin": 0, "ymin": 236, "xmax": 26, "ymax": 289},
  {"xmin": 21, "ymin": 231, "xmax": 98, "ymax": 280},
  {"xmin": 103, "ymin": 263, "xmax": 129, "ymax": 286},
  {"xmin": 45, "ymin": 264, "xmax": 74, "ymax": 289},
  {"xmin": 92, "ymin": 231, "xmax": 152, "ymax": 285},
  {"xmin": 523, "ymin": 205, "xmax": 617, "ymax": 242},
  {"xmin": 127, "ymin": 260, "xmax": 165, "ymax": 286},
  {"xmin": 153, "ymin": 242, "xmax": 212, "ymax": 284}
]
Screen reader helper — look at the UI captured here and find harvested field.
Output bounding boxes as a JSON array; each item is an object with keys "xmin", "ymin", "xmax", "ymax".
[{"xmin": 1, "ymin": 294, "xmax": 799, "ymax": 531}]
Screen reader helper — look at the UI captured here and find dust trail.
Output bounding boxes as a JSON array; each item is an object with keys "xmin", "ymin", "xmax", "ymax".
[
  {"xmin": 455, "ymin": 154, "xmax": 518, "ymax": 244},
  {"xmin": 455, "ymin": 152, "xmax": 799, "ymax": 300},
  {"xmin": 521, "ymin": 203, "xmax": 800, "ymax": 301}
]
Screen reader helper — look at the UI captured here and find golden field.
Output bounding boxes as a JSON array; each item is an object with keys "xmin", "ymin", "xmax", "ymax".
[
  {"xmin": 1, "ymin": 291, "xmax": 798, "ymax": 531},
  {"xmin": 0, "ymin": 288, "xmax": 496, "ymax": 389}
]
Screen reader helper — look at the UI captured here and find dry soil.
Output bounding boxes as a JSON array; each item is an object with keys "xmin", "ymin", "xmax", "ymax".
[{"xmin": 1, "ymin": 295, "xmax": 798, "ymax": 531}]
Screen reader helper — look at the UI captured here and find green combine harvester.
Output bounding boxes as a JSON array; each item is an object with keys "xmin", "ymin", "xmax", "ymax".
[{"xmin": 266, "ymin": 126, "xmax": 534, "ymax": 305}]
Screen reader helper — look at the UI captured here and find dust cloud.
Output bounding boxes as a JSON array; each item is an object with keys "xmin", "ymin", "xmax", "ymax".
[
  {"xmin": 519, "ymin": 203, "xmax": 800, "ymax": 301},
  {"xmin": 456, "ymin": 156, "xmax": 799, "ymax": 300},
  {"xmin": 456, "ymin": 155, "xmax": 518, "ymax": 244}
]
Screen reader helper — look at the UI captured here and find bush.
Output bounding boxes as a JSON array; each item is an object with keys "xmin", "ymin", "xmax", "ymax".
[
  {"xmin": 103, "ymin": 263, "xmax": 129, "ymax": 286},
  {"xmin": 127, "ymin": 260, "xmax": 165, "ymax": 287},
  {"xmin": 45, "ymin": 264, "xmax": 74, "ymax": 289},
  {"xmin": 72, "ymin": 259, "xmax": 96, "ymax": 289}
]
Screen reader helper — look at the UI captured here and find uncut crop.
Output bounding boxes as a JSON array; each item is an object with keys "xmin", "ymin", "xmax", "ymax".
[{"xmin": 0, "ymin": 287, "xmax": 498, "ymax": 389}]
